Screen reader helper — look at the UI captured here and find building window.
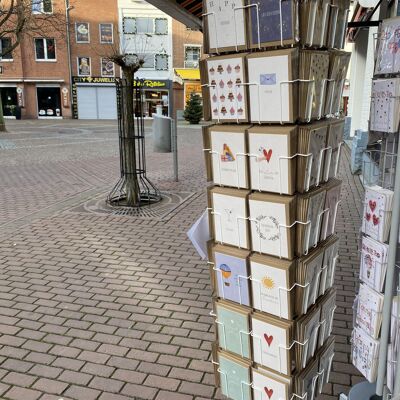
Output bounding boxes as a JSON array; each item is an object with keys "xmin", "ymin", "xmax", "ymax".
[
  {"xmin": 155, "ymin": 54, "xmax": 168, "ymax": 71},
  {"xmin": 32, "ymin": 0, "xmax": 52, "ymax": 14},
  {"xmin": 184, "ymin": 46, "xmax": 201, "ymax": 68},
  {"xmin": 35, "ymin": 38, "xmax": 56, "ymax": 61},
  {"xmin": 76, "ymin": 23, "xmax": 90, "ymax": 43},
  {"xmin": 0, "ymin": 38, "xmax": 13, "ymax": 61},
  {"xmin": 101, "ymin": 58, "xmax": 114, "ymax": 77},
  {"xmin": 123, "ymin": 17, "xmax": 135, "ymax": 34},
  {"xmin": 123, "ymin": 17, "xmax": 154, "ymax": 34},
  {"xmin": 77, "ymin": 57, "xmax": 91, "ymax": 76},
  {"xmin": 155, "ymin": 18, "xmax": 168, "ymax": 35},
  {"xmin": 100, "ymin": 24, "xmax": 113, "ymax": 44},
  {"xmin": 141, "ymin": 54, "xmax": 155, "ymax": 69}
]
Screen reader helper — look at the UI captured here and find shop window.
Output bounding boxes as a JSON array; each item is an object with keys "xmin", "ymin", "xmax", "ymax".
[
  {"xmin": 100, "ymin": 23, "xmax": 113, "ymax": 44},
  {"xmin": 77, "ymin": 57, "xmax": 91, "ymax": 76},
  {"xmin": 0, "ymin": 38, "xmax": 13, "ymax": 61},
  {"xmin": 32, "ymin": 0, "xmax": 52, "ymax": 14},
  {"xmin": 123, "ymin": 17, "xmax": 154, "ymax": 34},
  {"xmin": 155, "ymin": 18, "xmax": 168, "ymax": 35},
  {"xmin": 76, "ymin": 23, "xmax": 90, "ymax": 43},
  {"xmin": 101, "ymin": 58, "xmax": 114, "ymax": 77},
  {"xmin": 0, "ymin": 88, "xmax": 17, "ymax": 117},
  {"xmin": 184, "ymin": 46, "xmax": 201, "ymax": 68},
  {"xmin": 37, "ymin": 87, "xmax": 61, "ymax": 117},
  {"xmin": 155, "ymin": 54, "xmax": 168, "ymax": 71},
  {"xmin": 35, "ymin": 38, "xmax": 56, "ymax": 61}
]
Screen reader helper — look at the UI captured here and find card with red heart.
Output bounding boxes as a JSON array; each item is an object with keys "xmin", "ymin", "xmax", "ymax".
[{"xmin": 252, "ymin": 367, "xmax": 291, "ymax": 400}]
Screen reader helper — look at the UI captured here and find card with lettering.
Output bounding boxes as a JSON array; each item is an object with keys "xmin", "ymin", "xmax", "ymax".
[
  {"xmin": 249, "ymin": 192, "xmax": 296, "ymax": 259},
  {"xmin": 209, "ymin": 187, "xmax": 250, "ymax": 249},
  {"xmin": 250, "ymin": 254, "xmax": 295, "ymax": 319},
  {"xmin": 216, "ymin": 300, "xmax": 251, "ymax": 359},
  {"xmin": 218, "ymin": 351, "xmax": 251, "ymax": 400},
  {"xmin": 248, "ymin": 125, "xmax": 297, "ymax": 195},
  {"xmin": 212, "ymin": 244, "xmax": 251, "ymax": 306},
  {"xmin": 209, "ymin": 125, "xmax": 250, "ymax": 189},
  {"xmin": 251, "ymin": 313, "xmax": 293, "ymax": 375},
  {"xmin": 252, "ymin": 367, "xmax": 292, "ymax": 400}
]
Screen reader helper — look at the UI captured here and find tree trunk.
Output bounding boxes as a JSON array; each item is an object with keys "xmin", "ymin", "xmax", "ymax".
[
  {"xmin": 123, "ymin": 70, "xmax": 140, "ymax": 206},
  {"xmin": 0, "ymin": 96, "xmax": 7, "ymax": 132}
]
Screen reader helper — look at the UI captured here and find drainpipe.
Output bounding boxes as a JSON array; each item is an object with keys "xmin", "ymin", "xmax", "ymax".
[{"xmin": 65, "ymin": 0, "xmax": 74, "ymax": 114}]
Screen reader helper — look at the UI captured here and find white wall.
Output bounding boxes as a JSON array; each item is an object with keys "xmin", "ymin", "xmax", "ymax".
[{"xmin": 117, "ymin": 0, "xmax": 174, "ymax": 81}]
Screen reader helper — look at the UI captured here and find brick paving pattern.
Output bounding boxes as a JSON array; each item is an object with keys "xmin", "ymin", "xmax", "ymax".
[{"xmin": 0, "ymin": 120, "xmax": 363, "ymax": 399}]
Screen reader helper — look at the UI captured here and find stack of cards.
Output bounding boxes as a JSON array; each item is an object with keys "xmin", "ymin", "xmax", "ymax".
[
  {"xmin": 250, "ymin": 254, "xmax": 296, "ymax": 319},
  {"xmin": 215, "ymin": 300, "xmax": 251, "ymax": 359},
  {"xmin": 295, "ymin": 306, "xmax": 322, "ymax": 369},
  {"xmin": 209, "ymin": 187, "xmax": 250, "ymax": 249},
  {"xmin": 252, "ymin": 366, "xmax": 293, "ymax": 400},
  {"xmin": 247, "ymin": 49, "xmax": 299, "ymax": 124},
  {"xmin": 362, "ymin": 186, "xmax": 394, "ymax": 243},
  {"xmin": 297, "ymin": 121, "xmax": 329, "ymax": 193},
  {"xmin": 206, "ymin": 125, "xmax": 250, "ymax": 188},
  {"xmin": 316, "ymin": 337, "xmax": 335, "ymax": 394},
  {"xmin": 299, "ymin": 50, "xmax": 330, "ymax": 122},
  {"xmin": 320, "ymin": 179, "xmax": 342, "ymax": 241},
  {"xmin": 356, "ymin": 284, "xmax": 384, "ymax": 339},
  {"xmin": 203, "ymin": 54, "xmax": 249, "ymax": 123},
  {"xmin": 375, "ymin": 17, "xmax": 400, "ymax": 75},
  {"xmin": 251, "ymin": 312, "xmax": 293, "ymax": 375},
  {"xmin": 248, "ymin": 125, "xmax": 297, "ymax": 195},
  {"xmin": 352, "ymin": 327, "xmax": 380, "ymax": 383},
  {"xmin": 217, "ymin": 350, "xmax": 252, "ymax": 400},
  {"xmin": 318, "ymin": 289, "xmax": 337, "ymax": 347},
  {"xmin": 391, "ymin": 296, "xmax": 399, "ymax": 354},
  {"xmin": 297, "ymin": 187, "xmax": 327, "ymax": 255},
  {"xmin": 211, "ymin": 244, "xmax": 251, "ymax": 306},
  {"xmin": 249, "ymin": 192, "xmax": 297, "ymax": 259},
  {"xmin": 370, "ymin": 78, "xmax": 400, "ymax": 133},
  {"xmin": 295, "ymin": 358, "xmax": 319, "ymax": 400},
  {"xmin": 324, "ymin": 119, "xmax": 345, "ymax": 180},
  {"xmin": 328, "ymin": 0, "xmax": 350, "ymax": 49},
  {"xmin": 320, "ymin": 236, "xmax": 340, "ymax": 295},
  {"xmin": 360, "ymin": 236, "xmax": 389, "ymax": 293},
  {"xmin": 296, "ymin": 246, "xmax": 325, "ymax": 315},
  {"xmin": 300, "ymin": 1, "xmax": 329, "ymax": 47}
]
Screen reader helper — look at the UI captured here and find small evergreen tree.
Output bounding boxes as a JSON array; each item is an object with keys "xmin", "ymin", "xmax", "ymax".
[{"xmin": 183, "ymin": 93, "xmax": 203, "ymax": 124}]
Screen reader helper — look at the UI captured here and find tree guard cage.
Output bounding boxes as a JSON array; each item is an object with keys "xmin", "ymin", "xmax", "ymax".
[{"xmin": 107, "ymin": 78, "xmax": 161, "ymax": 207}]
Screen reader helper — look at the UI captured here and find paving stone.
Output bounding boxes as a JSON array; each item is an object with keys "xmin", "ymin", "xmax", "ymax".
[{"xmin": 4, "ymin": 386, "xmax": 42, "ymax": 400}]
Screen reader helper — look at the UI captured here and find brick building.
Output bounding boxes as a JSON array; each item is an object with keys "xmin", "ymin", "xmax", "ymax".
[{"xmin": 0, "ymin": 0, "xmax": 202, "ymax": 120}]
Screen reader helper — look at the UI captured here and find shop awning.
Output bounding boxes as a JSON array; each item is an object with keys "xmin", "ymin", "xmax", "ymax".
[{"xmin": 175, "ymin": 68, "xmax": 200, "ymax": 81}]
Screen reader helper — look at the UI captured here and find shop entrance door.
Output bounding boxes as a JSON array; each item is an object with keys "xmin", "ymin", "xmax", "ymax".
[
  {"xmin": 37, "ymin": 87, "xmax": 62, "ymax": 117},
  {"xmin": 0, "ymin": 87, "xmax": 17, "ymax": 117}
]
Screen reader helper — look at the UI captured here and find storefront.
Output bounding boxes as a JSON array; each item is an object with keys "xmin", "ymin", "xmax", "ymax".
[
  {"xmin": 174, "ymin": 68, "xmax": 201, "ymax": 113},
  {"xmin": 37, "ymin": 86, "xmax": 62, "ymax": 118},
  {"xmin": 0, "ymin": 86, "xmax": 18, "ymax": 118}
]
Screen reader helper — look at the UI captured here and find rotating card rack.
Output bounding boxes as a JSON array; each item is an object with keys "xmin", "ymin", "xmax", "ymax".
[{"xmin": 200, "ymin": 1, "xmax": 350, "ymax": 399}]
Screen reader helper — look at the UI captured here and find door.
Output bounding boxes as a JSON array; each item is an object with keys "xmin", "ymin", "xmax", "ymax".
[
  {"xmin": 0, "ymin": 88, "xmax": 17, "ymax": 117},
  {"xmin": 77, "ymin": 86, "xmax": 117, "ymax": 119},
  {"xmin": 37, "ymin": 87, "xmax": 62, "ymax": 117}
]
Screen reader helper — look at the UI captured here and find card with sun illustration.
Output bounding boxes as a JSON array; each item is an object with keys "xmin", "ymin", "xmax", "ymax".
[
  {"xmin": 251, "ymin": 312, "xmax": 293, "ymax": 376},
  {"xmin": 248, "ymin": 125, "xmax": 298, "ymax": 195},
  {"xmin": 252, "ymin": 367, "xmax": 292, "ymax": 400},
  {"xmin": 218, "ymin": 351, "xmax": 252, "ymax": 400},
  {"xmin": 249, "ymin": 254, "xmax": 296, "ymax": 319}
]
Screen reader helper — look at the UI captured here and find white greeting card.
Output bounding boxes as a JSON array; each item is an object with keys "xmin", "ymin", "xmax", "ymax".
[
  {"xmin": 248, "ymin": 127, "xmax": 295, "ymax": 194},
  {"xmin": 370, "ymin": 78, "xmax": 400, "ymax": 133},
  {"xmin": 252, "ymin": 369, "xmax": 289, "ymax": 400},
  {"xmin": 360, "ymin": 236, "xmax": 389, "ymax": 292},
  {"xmin": 247, "ymin": 52, "xmax": 293, "ymax": 123},
  {"xmin": 321, "ymin": 183, "xmax": 341, "ymax": 241},
  {"xmin": 304, "ymin": 251, "xmax": 325, "ymax": 311},
  {"xmin": 249, "ymin": 199, "xmax": 291, "ymax": 259},
  {"xmin": 207, "ymin": 56, "xmax": 247, "ymax": 122},
  {"xmin": 322, "ymin": 239, "xmax": 339, "ymax": 295},
  {"xmin": 356, "ymin": 284, "xmax": 384, "ymax": 339},
  {"xmin": 205, "ymin": 0, "xmax": 246, "ymax": 52},
  {"xmin": 250, "ymin": 259, "xmax": 291, "ymax": 319},
  {"xmin": 212, "ymin": 192, "xmax": 249, "ymax": 248},
  {"xmin": 210, "ymin": 128, "xmax": 248, "ymax": 188},
  {"xmin": 306, "ymin": 191, "xmax": 326, "ymax": 251},
  {"xmin": 252, "ymin": 316, "xmax": 290, "ymax": 375},
  {"xmin": 375, "ymin": 17, "xmax": 400, "ymax": 75}
]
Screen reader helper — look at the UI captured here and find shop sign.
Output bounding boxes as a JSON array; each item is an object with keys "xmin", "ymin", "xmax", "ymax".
[
  {"xmin": 16, "ymin": 87, "xmax": 24, "ymax": 107},
  {"xmin": 73, "ymin": 76, "xmax": 116, "ymax": 84},
  {"xmin": 62, "ymin": 87, "xmax": 69, "ymax": 108},
  {"xmin": 133, "ymin": 79, "xmax": 168, "ymax": 89},
  {"xmin": 184, "ymin": 82, "xmax": 202, "ymax": 104}
]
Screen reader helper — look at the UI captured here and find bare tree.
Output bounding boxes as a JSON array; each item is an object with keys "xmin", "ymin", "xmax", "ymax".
[{"xmin": 0, "ymin": 0, "xmax": 66, "ymax": 131}]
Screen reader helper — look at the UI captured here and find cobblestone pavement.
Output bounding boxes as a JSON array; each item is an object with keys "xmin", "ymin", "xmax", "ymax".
[{"xmin": 0, "ymin": 120, "xmax": 363, "ymax": 400}]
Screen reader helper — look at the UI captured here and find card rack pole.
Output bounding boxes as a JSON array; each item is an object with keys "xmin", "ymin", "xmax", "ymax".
[{"xmin": 375, "ymin": 137, "xmax": 400, "ymax": 397}]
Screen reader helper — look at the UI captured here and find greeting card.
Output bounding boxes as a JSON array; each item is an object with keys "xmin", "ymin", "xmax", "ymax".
[
  {"xmin": 218, "ymin": 351, "xmax": 251, "ymax": 400},
  {"xmin": 361, "ymin": 186, "xmax": 394, "ymax": 243},
  {"xmin": 360, "ymin": 236, "xmax": 389, "ymax": 292},
  {"xmin": 247, "ymin": 49, "xmax": 298, "ymax": 124},
  {"xmin": 250, "ymin": 254, "xmax": 295, "ymax": 319},
  {"xmin": 295, "ymin": 358, "xmax": 319, "ymax": 400},
  {"xmin": 370, "ymin": 78, "xmax": 400, "ymax": 133},
  {"xmin": 325, "ymin": 119, "xmax": 345, "ymax": 180},
  {"xmin": 356, "ymin": 284, "xmax": 384, "ymax": 339},
  {"xmin": 318, "ymin": 289, "xmax": 336, "ymax": 347},
  {"xmin": 248, "ymin": 125, "xmax": 297, "ymax": 195},
  {"xmin": 204, "ymin": 0, "xmax": 247, "ymax": 53},
  {"xmin": 252, "ymin": 367, "xmax": 292, "ymax": 400},
  {"xmin": 317, "ymin": 337, "xmax": 335, "ymax": 394},
  {"xmin": 215, "ymin": 301, "xmax": 251, "ymax": 359},
  {"xmin": 375, "ymin": 17, "xmax": 400, "ymax": 75},
  {"xmin": 209, "ymin": 187, "xmax": 250, "ymax": 249},
  {"xmin": 321, "ymin": 236, "xmax": 339, "ymax": 295},
  {"xmin": 206, "ymin": 55, "xmax": 248, "ymax": 122},
  {"xmin": 213, "ymin": 245, "xmax": 250, "ymax": 306},
  {"xmin": 252, "ymin": 313, "xmax": 293, "ymax": 375},
  {"xmin": 249, "ymin": 192, "xmax": 296, "ymax": 259},
  {"xmin": 209, "ymin": 125, "xmax": 250, "ymax": 188},
  {"xmin": 320, "ymin": 179, "xmax": 342, "ymax": 241},
  {"xmin": 352, "ymin": 327, "xmax": 380, "ymax": 382}
]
